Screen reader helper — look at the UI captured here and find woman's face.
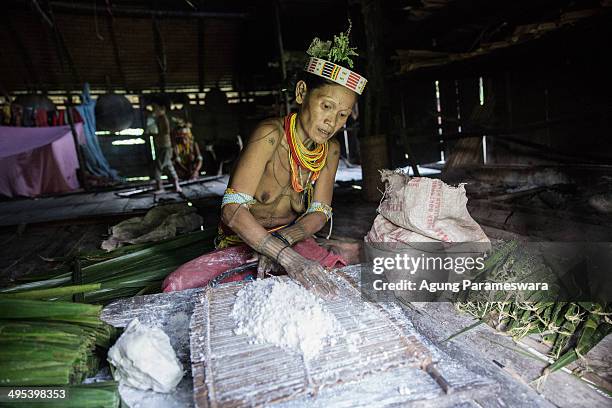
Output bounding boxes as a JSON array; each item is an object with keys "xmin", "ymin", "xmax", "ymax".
[{"xmin": 295, "ymin": 81, "xmax": 357, "ymax": 145}]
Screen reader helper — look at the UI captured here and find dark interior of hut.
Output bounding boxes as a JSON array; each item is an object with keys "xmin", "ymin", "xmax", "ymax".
[{"xmin": 0, "ymin": 1, "xmax": 611, "ymax": 407}]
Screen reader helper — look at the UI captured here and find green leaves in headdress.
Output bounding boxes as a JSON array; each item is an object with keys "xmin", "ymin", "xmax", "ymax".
[{"xmin": 306, "ymin": 20, "xmax": 359, "ymax": 68}]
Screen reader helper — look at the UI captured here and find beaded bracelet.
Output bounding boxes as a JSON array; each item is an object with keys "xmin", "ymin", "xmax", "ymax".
[
  {"xmin": 221, "ymin": 188, "xmax": 257, "ymax": 208},
  {"xmin": 305, "ymin": 201, "xmax": 333, "ymax": 222}
]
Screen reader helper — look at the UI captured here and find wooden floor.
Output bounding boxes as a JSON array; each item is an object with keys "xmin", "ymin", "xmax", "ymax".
[
  {"xmin": 0, "ymin": 176, "xmax": 229, "ymax": 227},
  {"xmin": 0, "ymin": 223, "xmax": 107, "ymax": 285},
  {"xmin": 0, "ymin": 177, "xmax": 229, "ymax": 284}
]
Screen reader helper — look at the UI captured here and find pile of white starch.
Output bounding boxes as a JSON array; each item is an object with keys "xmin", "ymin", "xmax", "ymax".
[{"xmin": 231, "ymin": 277, "xmax": 341, "ymax": 360}]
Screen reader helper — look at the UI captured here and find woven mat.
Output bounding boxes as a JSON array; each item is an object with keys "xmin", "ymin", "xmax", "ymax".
[{"xmin": 190, "ymin": 273, "xmax": 435, "ymax": 408}]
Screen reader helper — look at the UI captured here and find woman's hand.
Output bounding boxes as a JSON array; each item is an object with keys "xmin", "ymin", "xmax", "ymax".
[
  {"xmin": 256, "ymin": 254, "xmax": 281, "ymax": 279},
  {"xmin": 283, "ymin": 257, "xmax": 337, "ymax": 298},
  {"xmin": 254, "ymin": 252, "xmax": 336, "ymax": 298},
  {"xmin": 254, "ymin": 235, "xmax": 338, "ymax": 298}
]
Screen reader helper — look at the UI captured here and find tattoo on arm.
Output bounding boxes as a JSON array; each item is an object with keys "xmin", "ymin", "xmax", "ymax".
[
  {"xmin": 278, "ymin": 223, "xmax": 307, "ymax": 246},
  {"xmin": 256, "ymin": 235, "xmax": 288, "ymax": 263}
]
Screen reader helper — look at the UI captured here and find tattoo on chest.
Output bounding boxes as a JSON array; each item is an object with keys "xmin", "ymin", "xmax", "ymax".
[{"xmin": 267, "ymin": 136, "xmax": 275, "ymax": 145}]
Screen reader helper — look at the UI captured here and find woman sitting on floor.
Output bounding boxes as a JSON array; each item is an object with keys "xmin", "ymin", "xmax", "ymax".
[{"xmin": 163, "ymin": 25, "xmax": 367, "ymax": 296}]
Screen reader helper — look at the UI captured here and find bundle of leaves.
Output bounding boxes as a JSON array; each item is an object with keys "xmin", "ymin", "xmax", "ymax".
[
  {"xmin": 306, "ymin": 20, "xmax": 359, "ymax": 68},
  {"xmin": 454, "ymin": 241, "xmax": 611, "ymax": 382}
]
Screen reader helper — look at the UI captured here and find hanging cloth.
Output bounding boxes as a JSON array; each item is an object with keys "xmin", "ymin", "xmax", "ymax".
[
  {"xmin": 35, "ymin": 109, "xmax": 48, "ymax": 127},
  {"xmin": 75, "ymin": 83, "xmax": 119, "ymax": 180}
]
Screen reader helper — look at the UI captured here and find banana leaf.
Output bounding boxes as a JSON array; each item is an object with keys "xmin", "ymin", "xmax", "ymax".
[
  {"xmin": 1, "ymin": 228, "xmax": 217, "ymax": 304},
  {"xmin": 0, "ymin": 284, "xmax": 101, "ymax": 300}
]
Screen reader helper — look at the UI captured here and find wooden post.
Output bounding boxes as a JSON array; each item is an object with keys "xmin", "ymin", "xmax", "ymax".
[
  {"xmin": 198, "ymin": 0, "xmax": 206, "ymax": 92},
  {"xmin": 400, "ymin": 87, "xmax": 420, "ymax": 176},
  {"xmin": 151, "ymin": 1, "xmax": 167, "ymax": 92},
  {"xmin": 360, "ymin": 0, "xmax": 390, "ymax": 201},
  {"xmin": 140, "ymin": 95, "xmax": 156, "ymax": 179},
  {"xmin": 107, "ymin": 13, "xmax": 129, "ymax": 92},
  {"xmin": 274, "ymin": 1, "xmax": 290, "ymax": 116},
  {"xmin": 505, "ymin": 71, "xmax": 513, "ymax": 130}
]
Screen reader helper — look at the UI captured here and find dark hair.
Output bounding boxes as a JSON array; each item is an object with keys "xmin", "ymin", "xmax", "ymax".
[{"xmin": 295, "ymin": 71, "xmax": 336, "ymax": 92}]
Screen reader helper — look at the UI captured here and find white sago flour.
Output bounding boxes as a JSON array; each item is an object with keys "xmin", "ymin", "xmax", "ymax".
[{"xmin": 230, "ymin": 278, "xmax": 341, "ymax": 360}]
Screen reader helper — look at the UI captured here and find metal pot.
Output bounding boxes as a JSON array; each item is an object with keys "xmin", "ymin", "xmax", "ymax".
[{"xmin": 95, "ymin": 93, "xmax": 134, "ymax": 132}]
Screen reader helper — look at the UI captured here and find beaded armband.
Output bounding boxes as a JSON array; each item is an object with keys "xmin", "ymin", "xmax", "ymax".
[
  {"xmin": 221, "ymin": 188, "xmax": 257, "ymax": 208},
  {"xmin": 305, "ymin": 201, "xmax": 333, "ymax": 222}
]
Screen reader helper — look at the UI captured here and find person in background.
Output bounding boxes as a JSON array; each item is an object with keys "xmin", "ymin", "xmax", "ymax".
[
  {"xmin": 1, "ymin": 102, "xmax": 11, "ymax": 125},
  {"xmin": 11, "ymin": 104, "xmax": 23, "ymax": 127},
  {"xmin": 151, "ymin": 100, "xmax": 182, "ymax": 193},
  {"xmin": 172, "ymin": 120, "xmax": 203, "ymax": 180}
]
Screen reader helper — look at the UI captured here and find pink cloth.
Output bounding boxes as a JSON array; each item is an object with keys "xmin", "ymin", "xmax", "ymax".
[
  {"xmin": 162, "ymin": 237, "xmax": 347, "ymax": 292},
  {"xmin": 0, "ymin": 125, "xmax": 82, "ymax": 198}
]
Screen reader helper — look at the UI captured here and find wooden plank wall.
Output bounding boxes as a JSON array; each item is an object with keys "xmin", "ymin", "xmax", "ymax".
[{"xmin": 390, "ymin": 79, "xmax": 440, "ymax": 166}]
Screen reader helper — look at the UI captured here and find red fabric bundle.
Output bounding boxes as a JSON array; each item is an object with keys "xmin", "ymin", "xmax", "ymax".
[{"xmin": 162, "ymin": 237, "xmax": 347, "ymax": 292}]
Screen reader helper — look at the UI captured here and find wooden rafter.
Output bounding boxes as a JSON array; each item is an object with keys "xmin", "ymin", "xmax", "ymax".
[
  {"xmin": 151, "ymin": 0, "xmax": 167, "ymax": 92},
  {"xmin": 106, "ymin": 13, "xmax": 128, "ymax": 91},
  {"xmin": 33, "ymin": 0, "xmax": 81, "ymax": 88},
  {"xmin": 197, "ymin": 0, "xmax": 206, "ymax": 92},
  {"xmin": 49, "ymin": 1, "xmax": 247, "ymax": 19}
]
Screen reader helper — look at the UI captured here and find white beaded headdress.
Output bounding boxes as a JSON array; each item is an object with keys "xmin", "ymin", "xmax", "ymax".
[{"xmin": 303, "ymin": 21, "xmax": 367, "ymax": 95}]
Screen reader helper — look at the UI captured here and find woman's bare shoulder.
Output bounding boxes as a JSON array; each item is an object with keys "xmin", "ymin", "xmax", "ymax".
[{"xmin": 247, "ymin": 117, "xmax": 284, "ymax": 147}]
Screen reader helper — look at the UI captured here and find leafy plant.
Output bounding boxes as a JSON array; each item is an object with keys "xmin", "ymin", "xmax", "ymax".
[{"xmin": 307, "ymin": 20, "xmax": 359, "ymax": 68}]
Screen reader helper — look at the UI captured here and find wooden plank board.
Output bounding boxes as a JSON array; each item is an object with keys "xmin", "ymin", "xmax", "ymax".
[
  {"xmin": 190, "ymin": 274, "xmax": 434, "ymax": 408},
  {"xmin": 0, "ymin": 176, "xmax": 228, "ymax": 227},
  {"xmin": 406, "ymin": 301, "xmax": 608, "ymax": 408}
]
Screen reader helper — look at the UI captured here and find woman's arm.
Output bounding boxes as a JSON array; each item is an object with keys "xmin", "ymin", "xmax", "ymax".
[{"xmin": 220, "ymin": 120, "xmax": 281, "ymax": 249}]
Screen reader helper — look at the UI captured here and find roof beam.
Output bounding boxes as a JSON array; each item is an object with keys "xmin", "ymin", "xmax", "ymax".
[
  {"xmin": 151, "ymin": 11, "xmax": 167, "ymax": 91},
  {"xmin": 49, "ymin": 1, "xmax": 248, "ymax": 19},
  {"xmin": 106, "ymin": 13, "xmax": 128, "ymax": 91},
  {"xmin": 197, "ymin": 0, "xmax": 206, "ymax": 91},
  {"xmin": 33, "ymin": 1, "xmax": 81, "ymax": 88},
  {"xmin": 274, "ymin": 0, "xmax": 289, "ymax": 115}
]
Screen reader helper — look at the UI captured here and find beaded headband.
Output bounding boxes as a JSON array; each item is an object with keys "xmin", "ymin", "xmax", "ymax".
[
  {"xmin": 304, "ymin": 20, "xmax": 367, "ymax": 95},
  {"xmin": 304, "ymin": 56, "xmax": 367, "ymax": 95}
]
